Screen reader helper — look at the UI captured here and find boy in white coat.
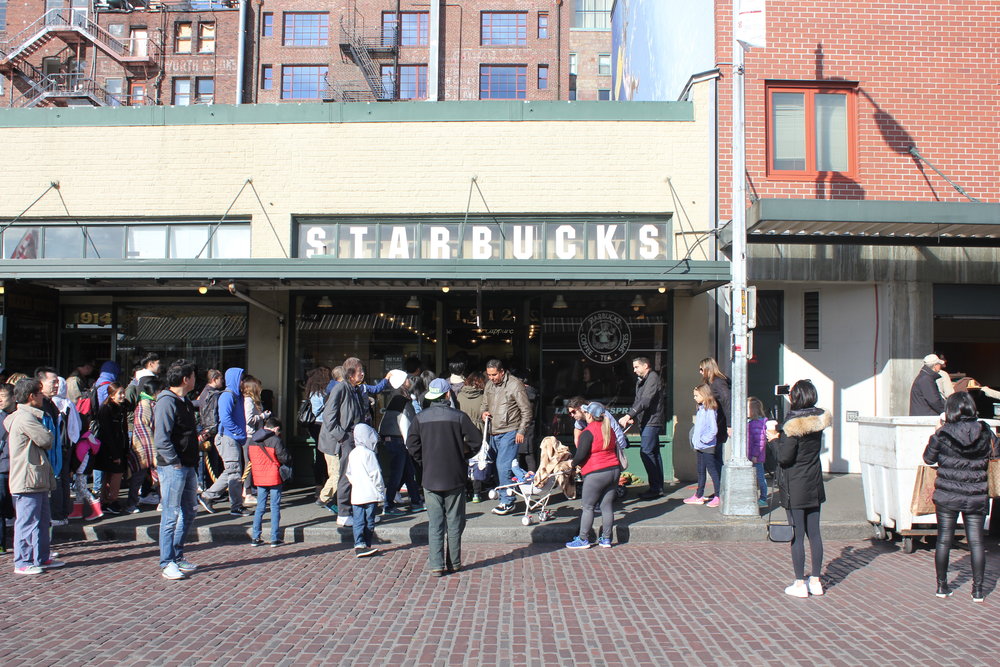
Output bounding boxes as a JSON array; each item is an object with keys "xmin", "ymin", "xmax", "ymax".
[{"xmin": 346, "ymin": 423, "xmax": 385, "ymax": 557}]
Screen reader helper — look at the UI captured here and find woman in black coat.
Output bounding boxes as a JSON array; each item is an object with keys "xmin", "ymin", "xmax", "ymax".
[
  {"xmin": 698, "ymin": 358, "xmax": 731, "ymax": 446},
  {"xmin": 766, "ymin": 379, "xmax": 831, "ymax": 598},
  {"xmin": 922, "ymin": 391, "xmax": 994, "ymax": 602},
  {"xmin": 94, "ymin": 383, "xmax": 129, "ymax": 514}
]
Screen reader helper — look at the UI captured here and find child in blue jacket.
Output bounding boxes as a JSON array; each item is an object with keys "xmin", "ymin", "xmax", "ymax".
[{"xmin": 684, "ymin": 384, "xmax": 720, "ymax": 507}]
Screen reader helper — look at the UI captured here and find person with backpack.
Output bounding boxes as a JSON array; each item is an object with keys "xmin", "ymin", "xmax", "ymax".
[
  {"xmin": 195, "ymin": 370, "xmax": 224, "ymax": 492},
  {"xmin": 199, "ymin": 367, "xmax": 247, "ymax": 516}
]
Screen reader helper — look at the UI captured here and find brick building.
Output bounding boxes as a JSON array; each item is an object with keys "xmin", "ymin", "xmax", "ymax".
[
  {"xmin": 614, "ymin": 0, "xmax": 1000, "ymax": 472},
  {"xmin": 0, "ymin": 0, "xmax": 612, "ymax": 106}
]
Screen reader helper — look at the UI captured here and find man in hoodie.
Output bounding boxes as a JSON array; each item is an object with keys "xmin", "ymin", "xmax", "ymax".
[
  {"xmin": 154, "ymin": 360, "xmax": 201, "ymax": 580},
  {"xmin": 407, "ymin": 378, "xmax": 481, "ymax": 576},
  {"xmin": 345, "ymin": 423, "xmax": 385, "ymax": 557},
  {"xmin": 200, "ymin": 367, "xmax": 248, "ymax": 516},
  {"xmin": 7, "ymin": 378, "xmax": 64, "ymax": 574}
]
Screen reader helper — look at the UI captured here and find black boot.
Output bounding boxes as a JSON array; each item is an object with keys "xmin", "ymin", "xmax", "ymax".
[
  {"xmin": 936, "ymin": 580, "xmax": 952, "ymax": 598},
  {"xmin": 972, "ymin": 584, "xmax": 984, "ymax": 603}
]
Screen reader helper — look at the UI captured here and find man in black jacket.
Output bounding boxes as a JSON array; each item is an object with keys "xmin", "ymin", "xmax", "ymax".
[
  {"xmin": 910, "ymin": 354, "xmax": 946, "ymax": 416},
  {"xmin": 406, "ymin": 378, "xmax": 481, "ymax": 577},
  {"xmin": 619, "ymin": 356, "xmax": 665, "ymax": 499}
]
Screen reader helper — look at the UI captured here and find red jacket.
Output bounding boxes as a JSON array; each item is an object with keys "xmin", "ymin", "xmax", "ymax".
[{"xmin": 248, "ymin": 428, "xmax": 290, "ymax": 487}]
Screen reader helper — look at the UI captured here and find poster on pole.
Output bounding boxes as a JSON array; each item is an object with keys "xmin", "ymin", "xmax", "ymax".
[{"xmin": 736, "ymin": 0, "xmax": 766, "ymax": 49}]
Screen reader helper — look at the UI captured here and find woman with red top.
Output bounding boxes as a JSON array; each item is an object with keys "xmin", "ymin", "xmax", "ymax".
[{"xmin": 566, "ymin": 402, "xmax": 621, "ymax": 549}]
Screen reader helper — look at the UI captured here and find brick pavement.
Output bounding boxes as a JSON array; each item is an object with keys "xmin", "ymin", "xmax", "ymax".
[{"xmin": 1, "ymin": 536, "xmax": 998, "ymax": 666}]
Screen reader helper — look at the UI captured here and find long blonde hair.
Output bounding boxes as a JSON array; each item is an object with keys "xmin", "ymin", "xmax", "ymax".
[
  {"xmin": 698, "ymin": 357, "xmax": 728, "ymax": 383},
  {"xmin": 241, "ymin": 375, "xmax": 263, "ymax": 409},
  {"xmin": 694, "ymin": 384, "xmax": 718, "ymax": 410}
]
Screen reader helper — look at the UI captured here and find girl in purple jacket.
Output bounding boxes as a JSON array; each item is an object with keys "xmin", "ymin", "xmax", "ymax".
[{"xmin": 747, "ymin": 397, "xmax": 768, "ymax": 507}]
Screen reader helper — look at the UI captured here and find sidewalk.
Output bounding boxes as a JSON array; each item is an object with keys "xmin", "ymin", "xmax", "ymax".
[{"xmin": 53, "ymin": 473, "xmax": 871, "ymax": 545}]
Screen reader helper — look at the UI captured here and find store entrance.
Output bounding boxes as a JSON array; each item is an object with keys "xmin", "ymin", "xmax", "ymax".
[{"xmin": 439, "ymin": 292, "xmax": 540, "ymax": 377}]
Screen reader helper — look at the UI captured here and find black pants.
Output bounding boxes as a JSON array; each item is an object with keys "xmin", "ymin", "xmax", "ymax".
[
  {"xmin": 936, "ymin": 509, "xmax": 986, "ymax": 587},
  {"xmin": 308, "ymin": 423, "xmax": 327, "ymax": 487},
  {"xmin": 336, "ymin": 435, "xmax": 355, "ymax": 517},
  {"xmin": 578, "ymin": 467, "xmax": 619, "ymax": 541},
  {"xmin": 787, "ymin": 506, "xmax": 823, "ymax": 580}
]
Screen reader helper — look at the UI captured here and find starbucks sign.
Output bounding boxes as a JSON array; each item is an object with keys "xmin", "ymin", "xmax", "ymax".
[{"xmin": 578, "ymin": 311, "xmax": 631, "ymax": 364}]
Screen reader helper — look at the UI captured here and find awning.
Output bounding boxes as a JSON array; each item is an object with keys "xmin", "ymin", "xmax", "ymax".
[{"xmin": 720, "ymin": 199, "xmax": 1000, "ymax": 247}]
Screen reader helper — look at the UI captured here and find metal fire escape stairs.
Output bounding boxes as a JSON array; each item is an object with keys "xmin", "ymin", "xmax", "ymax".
[
  {"xmin": 0, "ymin": 9, "xmax": 157, "ymax": 107},
  {"xmin": 337, "ymin": 10, "xmax": 397, "ymax": 102}
]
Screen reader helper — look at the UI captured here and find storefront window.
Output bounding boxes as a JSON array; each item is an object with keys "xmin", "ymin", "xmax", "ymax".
[{"xmin": 116, "ymin": 303, "xmax": 248, "ymax": 377}]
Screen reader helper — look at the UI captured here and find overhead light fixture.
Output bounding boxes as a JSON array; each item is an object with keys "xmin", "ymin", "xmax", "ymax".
[
  {"xmin": 631, "ymin": 294, "xmax": 646, "ymax": 311},
  {"xmin": 405, "ymin": 295, "xmax": 420, "ymax": 309},
  {"xmin": 317, "ymin": 296, "xmax": 333, "ymax": 308},
  {"xmin": 658, "ymin": 286, "xmax": 667, "ymax": 294},
  {"xmin": 0, "ymin": 281, "xmax": 5, "ymax": 295},
  {"xmin": 552, "ymin": 294, "xmax": 568, "ymax": 309},
  {"xmin": 441, "ymin": 285, "xmax": 450, "ymax": 293},
  {"xmin": 198, "ymin": 285, "xmax": 209, "ymax": 295}
]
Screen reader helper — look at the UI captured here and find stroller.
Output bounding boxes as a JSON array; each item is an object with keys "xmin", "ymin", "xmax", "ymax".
[{"xmin": 488, "ymin": 436, "xmax": 577, "ymax": 526}]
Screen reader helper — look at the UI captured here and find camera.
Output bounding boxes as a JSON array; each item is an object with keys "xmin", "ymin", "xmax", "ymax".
[{"xmin": 775, "ymin": 384, "xmax": 790, "ymax": 396}]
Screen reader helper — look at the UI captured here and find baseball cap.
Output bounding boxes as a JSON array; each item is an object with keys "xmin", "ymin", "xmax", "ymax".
[
  {"xmin": 424, "ymin": 378, "xmax": 451, "ymax": 400},
  {"xmin": 582, "ymin": 402, "xmax": 606, "ymax": 419},
  {"xmin": 923, "ymin": 354, "xmax": 946, "ymax": 366}
]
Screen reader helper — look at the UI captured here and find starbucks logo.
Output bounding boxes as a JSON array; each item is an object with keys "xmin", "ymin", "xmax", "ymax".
[{"xmin": 579, "ymin": 310, "xmax": 631, "ymax": 364}]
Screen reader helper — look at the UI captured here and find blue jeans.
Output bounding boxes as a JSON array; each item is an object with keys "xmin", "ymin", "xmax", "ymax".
[
  {"xmin": 352, "ymin": 502, "xmax": 377, "ymax": 548},
  {"xmin": 158, "ymin": 465, "xmax": 198, "ymax": 569},
  {"xmin": 695, "ymin": 448, "xmax": 722, "ymax": 498},
  {"xmin": 639, "ymin": 425, "xmax": 664, "ymax": 494},
  {"xmin": 754, "ymin": 462, "xmax": 768, "ymax": 500},
  {"xmin": 490, "ymin": 431, "xmax": 519, "ymax": 506},
  {"xmin": 252, "ymin": 485, "xmax": 282, "ymax": 542},
  {"xmin": 12, "ymin": 492, "xmax": 50, "ymax": 569}
]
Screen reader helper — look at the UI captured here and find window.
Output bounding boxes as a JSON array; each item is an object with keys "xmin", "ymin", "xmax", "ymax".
[
  {"xmin": 261, "ymin": 64, "xmax": 273, "ymax": 90},
  {"xmin": 198, "ymin": 22, "xmax": 215, "ymax": 53},
  {"xmin": 569, "ymin": 53, "xmax": 578, "ymax": 75},
  {"xmin": 175, "ymin": 22, "xmax": 192, "ymax": 54},
  {"xmin": 261, "ymin": 12, "xmax": 273, "ymax": 37},
  {"xmin": 1, "ymin": 223, "xmax": 248, "ymax": 260},
  {"xmin": 573, "ymin": 0, "xmax": 612, "ymax": 30},
  {"xmin": 598, "ymin": 89, "xmax": 610, "ymax": 101},
  {"xmin": 399, "ymin": 65, "xmax": 427, "ymax": 99},
  {"xmin": 172, "ymin": 78, "xmax": 191, "ymax": 105},
  {"xmin": 0, "ymin": 0, "xmax": 6, "ymax": 32},
  {"xmin": 381, "ymin": 11, "xmax": 428, "ymax": 46},
  {"xmin": 108, "ymin": 23, "xmax": 125, "ymax": 38},
  {"xmin": 480, "ymin": 65, "xmax": 526, "ymax": 100},
  {"xmin": 767, "ymin": 83, "xmax": 856, "ymax": 177},
  {"xmin": 195, "ymin": 77, "xmax": 214, "ymax": 104},
  {"xmin": 380, "ymin": 65, "xmax": 394, "ymax": 97},
  {"xmin": 284, "ymin": 12, "xmax": 328, "ymax": 46},
  {"xmin": 129, "ymin": 81, "xmax": 146, "ymax": 106},
  {"xmin": 804, "ymin": 291, "xmax": 820, "ymax": 349},
  {"xmin": 537, "ymin": 65, "xmax": 548, "ymax": 90},
  {"xmin": 481, "ymin": 12, "xmax": 527, "ymax": 46},
  {"xmin": 537, "ymin": 12, "xmax": 548, "ymax": 39},
  {"xmin": 598, "ymin": 53, "xmax": 611, "ymax": 76},
  {"xmin": 281, "ymin": 65, "xmax": 327, "ymax": 99}
]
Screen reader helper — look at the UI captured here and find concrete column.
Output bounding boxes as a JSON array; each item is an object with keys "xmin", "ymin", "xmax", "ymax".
[
  {"xmin": 884, "ymin": 281, "xmax": 934, "ymax": 416},
  {"xmin": 427, "ymin": 0, "xmax": 441, "ymax": 101}
]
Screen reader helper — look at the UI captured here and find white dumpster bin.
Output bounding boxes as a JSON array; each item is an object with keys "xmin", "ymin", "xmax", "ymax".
[{"xmin": 858, "ymin": 416, "xmax": 997, "ymax": 553}]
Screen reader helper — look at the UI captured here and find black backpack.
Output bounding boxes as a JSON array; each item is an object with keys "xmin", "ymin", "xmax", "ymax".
[
  {"xmin": 297, "ymin": 397, "xmax": 315, "ymax": 426},
  {"xmin": 200, "ymin": 387, "xmax": 222, "ymax": 435}
]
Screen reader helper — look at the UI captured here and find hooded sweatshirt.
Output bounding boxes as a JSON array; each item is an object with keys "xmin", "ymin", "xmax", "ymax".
[
  {"xmin": 153, "ymin": 388, "xmax": 200, "ymax": 468},
  {"xmin": 218, "ymin": 367, "xmax": 247, "ymax": 443},
  {"xmin": 345, "ymin": 423, "xmax": 385, "ymax": 505},
  {"xmin": 96, "ymin": 361, "xmax": 121, "ymax": 407}
]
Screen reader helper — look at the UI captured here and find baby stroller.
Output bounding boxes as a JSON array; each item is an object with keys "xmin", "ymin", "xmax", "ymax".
[{"xmin": 489, "ymin": 470, "xmax": 571, "ymax": 526}]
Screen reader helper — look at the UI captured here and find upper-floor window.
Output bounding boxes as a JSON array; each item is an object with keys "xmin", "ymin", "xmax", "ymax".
[
  {"xmin": 175, "ymin": 22, "xmax": 192, "ymax": 54},
  {"xmin": 0, "ymin": 0, "xmax": 7, "ymax": 32},
  {"xmin": 480, "ymin": 65, "xmax": 526, "ymax": 100},
  {"xmin": 573, "ymin": 0, "xmax": 611, "ymax": 30},
  {"xmin": 569, "ymin": 53, "xmax": 578, "ymax": 75},
  {"xmin": 284, "ymin": 12, "xmax": 328, "ymax": 47},
  {"xmin": 598, "ymin": 53, "xmax": 611, "ymax": 76},
  {"xmin": 481, "ymin": 12, "xmax": 527, "ymax": 46},
  {"xmin": 261, "ymin": 64, "xmax": 273, "ymax": 90},
  {"xmin": 198, "ymin": 22, "xmax": 216, "ymax": 53},
  {"xmin": 381, "ymin": 11, "xmax": 429, "ymax": 46},
  {"xmin": 537, "ymin": 12, "xmax": 548, "ymax": 39},
  {"xmin": 767, "ymin": 82, "xmax": 856, "ymax": 178},
  {"xmin": 196, "ymin": 77, "xmax": 214, "ymax": 104},
  {"xmin": 538, "ymin": 65, "xmax": 549, "ymax": 90},
  {"xmin": 281, "ymin": 65, "xmax": 327, "ymax": 99},
  {"xmin": 172, "ymin": 78, "xmax": 191, "ymax": 105},
  {"xmin": 390, "ymin": 64, "xmax": 427, "ymax": 99},
  {"xmin": 261, "ymin": 12, "xmax": 273, "ymax": 37}
]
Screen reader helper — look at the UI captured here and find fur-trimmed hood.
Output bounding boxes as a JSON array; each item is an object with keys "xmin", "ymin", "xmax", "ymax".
[{"xmin": 781, "ymin": 409, "xmax": 831, "ymax": 438}]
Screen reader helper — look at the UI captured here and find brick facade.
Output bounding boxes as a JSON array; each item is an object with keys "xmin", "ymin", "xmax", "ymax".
[{"xmin": 714, "ymin": 0, "xmax": 999, "ymax": 220}]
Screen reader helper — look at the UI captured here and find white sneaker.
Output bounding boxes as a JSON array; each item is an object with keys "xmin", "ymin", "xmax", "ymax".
[
  {"xmin": 374, "ymin": 515, "xmax": 381, "ymax": 524},
  {"xmin": 139, "ymin": 493, "xmax": 160, "ymax": 506},
  {"xmin": 156, "ymin": 504, "xmax": 163, "ymax": 512},
  {"xmin": 784, "ymin": 580, "xmax": 809, "ymax": 598},
  {"xmin": 808, "ymin": 577, "xmax": 824, "ymax": 596},
  {"xmin": 336, "ymin": 516, "xmax": 353, "ymax": 527},
  {"xmin": 161, "ymin": 562, "xmax": 186, "ymax": 580},
  {"xmin": 243, "ymin": 495, "xmax": 258, "ymax": 506}
]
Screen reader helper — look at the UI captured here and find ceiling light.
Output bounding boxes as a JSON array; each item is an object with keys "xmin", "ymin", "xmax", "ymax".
[
  {"xmin": 198, "ymin": 285, "xmax": 209, "ymax": 295},
  {"xmin": 406, "ymin": 295, "xmax": 420, "ymax": 309},
  {"xmin": 441, "ymin": 285, "xmax": 450, "ymax": 293},
  {"xmin": 658, "ymin": 286, "xmax": 667, "ymax": 294},
  {"xmin": 552, "ymin": 294, "xmax": 568, "ymax": 309},
  {"xmin": 317, "ymin": 296, "xmax": 333, "ymax": 308},
  {"xmin": 631, "ymin": 294, "xmax": 646, "ymax": 311}
]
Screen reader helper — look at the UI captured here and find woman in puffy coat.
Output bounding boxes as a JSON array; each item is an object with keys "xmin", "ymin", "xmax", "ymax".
[
  {"xmin": 766, "ymin": 379, "xmax": 831, "ymax": 598},
  {"xmin": 922, "ymin": 391, "xmax": 994, "ymax": 602}
]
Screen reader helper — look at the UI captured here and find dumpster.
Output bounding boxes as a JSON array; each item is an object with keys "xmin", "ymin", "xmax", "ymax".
[{"xmin": 858, "ymin": 416, "xmax": 997, "ymax": 553}]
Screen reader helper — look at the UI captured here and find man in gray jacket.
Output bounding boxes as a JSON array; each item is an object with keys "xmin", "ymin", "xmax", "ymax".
[
  {"xmin": 6, "ymin": 378, "xmax": 64, "ymax": 574},
  {"xmin": 482, "ymin": 359, "xmax": 532, "ymax": 514},
  {"xmin": 318, "ymin": 357, "xmax": 368, "ymax": 526}
]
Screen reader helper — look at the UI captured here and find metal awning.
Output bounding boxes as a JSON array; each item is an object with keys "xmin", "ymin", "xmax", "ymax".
[{"xmin": 720, "ymin": 199, "xmax": 1000, "ymax": 247}]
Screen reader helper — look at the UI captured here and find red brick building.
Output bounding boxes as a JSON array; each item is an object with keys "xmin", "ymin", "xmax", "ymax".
[{"xmin": 0, "ymin": 0, "xmax": 612, "ymax": 106}]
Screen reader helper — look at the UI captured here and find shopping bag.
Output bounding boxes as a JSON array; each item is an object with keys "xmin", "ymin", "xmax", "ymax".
[
  {"xmin": 473, "ymin": 416, "xmax": 491, "ymax": 471},
  {"xmin": 910, "ymin": 465, "xmax": 937, "ymax": 516},
  {"xmin": 987, "ymin": 459, "xmax": 1000, "ymax": 498}
]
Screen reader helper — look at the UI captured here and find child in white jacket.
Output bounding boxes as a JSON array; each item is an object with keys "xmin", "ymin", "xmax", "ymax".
[{"xmin": 346, "ymin": 423, "xmax": 385, "ymax": 557}]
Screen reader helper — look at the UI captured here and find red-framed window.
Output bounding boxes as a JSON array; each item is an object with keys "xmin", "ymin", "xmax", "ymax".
[
  {"xmin": 481, "ymin": 12, "xmax": 527, "ymax": 46},
  {"xmin": 537, "ymin": 12, "xmax": 549, "ymax": 39},
  {"xmin": 381, "ymin": 11, "xmax": 429, "ymax": 46},
  {"xmin": 480, "ymin": 65, "xmax": 526, "ymax": 99},
  {"xmin": 766, "ymin": 82, "xmax": 858, "ymax": 180}
]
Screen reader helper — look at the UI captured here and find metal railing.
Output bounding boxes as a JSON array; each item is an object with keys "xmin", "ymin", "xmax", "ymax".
[
  {"xmin": 339, "ymin": 14, "xmax": 388, "ymax": 100},
  {"xmin": 11, "ymin": 66, "xmax": 115, "ymax": 107},
  {"xmin": 0, "ymin": 9, "xmax": 159, "ymax": 63}
]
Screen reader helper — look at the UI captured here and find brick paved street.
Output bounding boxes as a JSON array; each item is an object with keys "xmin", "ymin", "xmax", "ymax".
[{"xmin": 1, "ymin": 536, "xmax": 998, "ymax": 666}]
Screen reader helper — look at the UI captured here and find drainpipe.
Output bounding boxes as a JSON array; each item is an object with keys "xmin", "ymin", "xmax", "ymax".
[
  {"xmin": 235, "ymin": 0, "xmax": 247, "ymax": 104},
  {"xmin": 556, "ymin": 0, "xmax": 562, "ymax": 99},
  {"xmin": 427, "ymin": 0, "xmax": 441, "ymax": 100}
]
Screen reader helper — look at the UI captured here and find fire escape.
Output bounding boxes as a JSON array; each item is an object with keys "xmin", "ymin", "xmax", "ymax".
[
  {"xmin": 0, "ymin": 9, "xmax": 158, "ymax": 107},
  {"xmin": 332, "ymin": 8, "xmax": 398, "ymax": 102}
]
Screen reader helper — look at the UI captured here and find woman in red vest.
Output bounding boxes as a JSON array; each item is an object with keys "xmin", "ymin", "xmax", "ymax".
[{"xmin": 565, "ymin": 402, "xmax": 621, "ymax": 549}]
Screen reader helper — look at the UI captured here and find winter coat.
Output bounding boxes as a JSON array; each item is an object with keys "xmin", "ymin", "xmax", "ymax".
[
  {"xmin": 455, "ymin": 384, "xmax": 485, "ymax": 431},
  {"xmin": 5, "ymin": 404, "xmax": 56, "ymax": 494},
  {"xmin": 627, "ymin": 369, "xmax": 664, "ymax": 429},
  {"xmin": 709, "ymin": 377, "xmax": 731, "ymax": 445},
  {"xmin": 690, "ymin": 405, "xmax": 718, "ymax": 451},
  {"xmin": 774, "ymin": 408, "xmax": 831, "ymax": 509},
  {"xmin": 482, "ymin": 372, "xmax": 532, "ymax": 436},
  {"xmin": 318, "ymin": 380, "xmax": 365, "ymax": 456},
  {"xmin": 218, "ymin": 367, "xmax": 247, "ymax": 442},
  {"xmin": 153, "ymin": 389, "xmax": 200, "ymax": 468},
  {"xmin": 535, "ymin": 436, "xmax": 576, "ymax": 499},
  {"xmin": 406, "ymin": 401, "xmax": 481, "ymax": 492},
  {"xmin": 249, "ymin": 427, "xmax": 291, "ymax": 488},
  {"xmin": 94, "ymin": 400, "xmax": 128, "ymax": 473},
  {"xmin": 345, "ymin": 424, "xmax": 385, "ymax": 504},
  {"xmin": 131, "ymin": 395, "xmax": 157, "ymax": 470},
  {"xmin": 910, "ymin": 365, "xmax": 945, "ymax": 416},
  {"xmin": 747, "ymin": 418, "xmax": 767, "ymax": 463},
  {"xmin": 244, "ymin": 395, "xmax": 265, "ymax": 436},
  {"xmin": 379, "ymin": 393, "xmax": 416, "ymax": 439},
  {"xmin": 923, "ymin": 418, "xmax": 995, "ymax": 514}
]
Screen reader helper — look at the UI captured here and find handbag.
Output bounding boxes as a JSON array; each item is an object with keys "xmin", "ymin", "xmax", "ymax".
[
  {"xmin": 987, "ymin": 430, "xmax": 1000, "ymax": 498},
  {"xmin": 910, "ymin": 465, "xmax": 937, "ymax": 516},
  {"xmin": 617, "ymin": 446, "xmax": 629, "ymax": 470},
  {"xmin": 296, "ymin": 398, "xmax": 314, "ymax": 426}
]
